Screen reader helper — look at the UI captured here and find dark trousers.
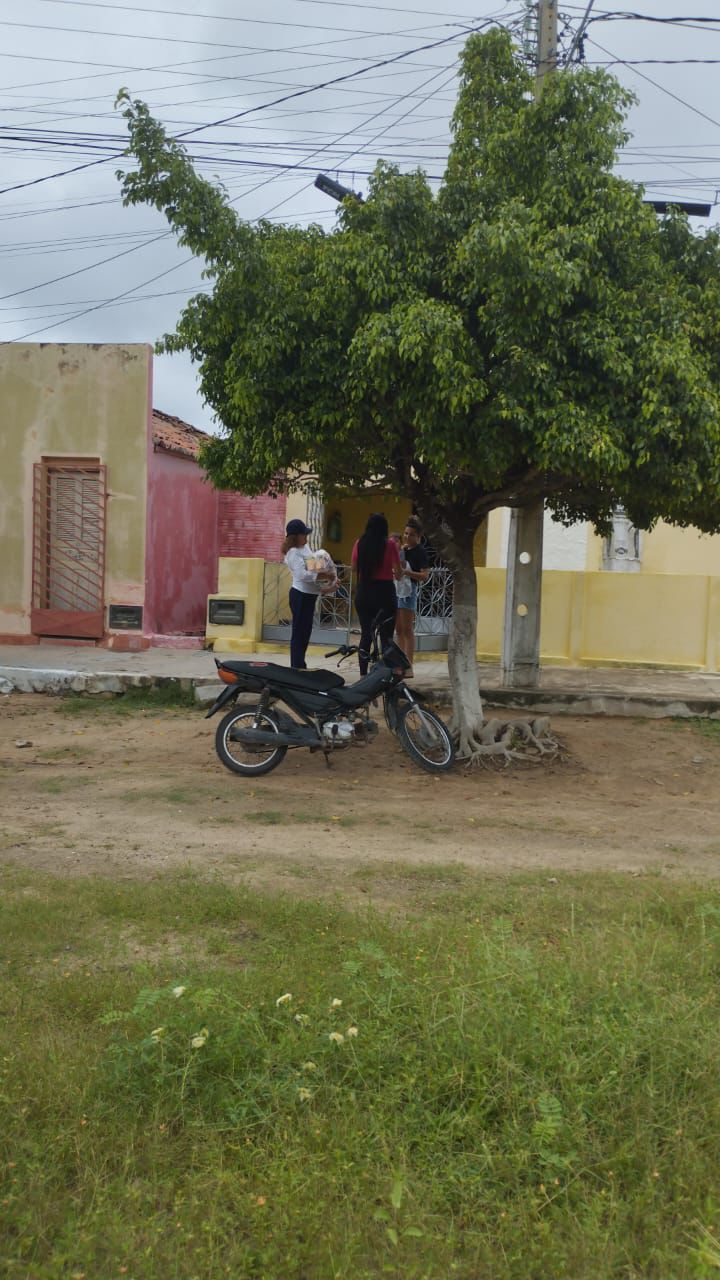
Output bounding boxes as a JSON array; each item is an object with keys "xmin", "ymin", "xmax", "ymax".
[
  {"xmin": 289, "ymin": 588, "xmax": 317, "ymax": 668},
  {"xmin": 355, "ymin": 580, "xmax": 397, "ymax": 675}
]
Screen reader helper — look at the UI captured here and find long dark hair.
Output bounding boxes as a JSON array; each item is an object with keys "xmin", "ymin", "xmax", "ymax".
[
  {"xmin": 281, "ymin": 532, "xmax": 304, "ymax": 556},
  {"xmin": 357, "ymin": 513, "xmax": 389, "ymax": 582}
]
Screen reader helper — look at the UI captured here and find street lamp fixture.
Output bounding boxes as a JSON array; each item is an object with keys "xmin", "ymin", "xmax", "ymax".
[
  {"xmin": 644, "ymin": 200, "xmax": 712, "ymax": 218},
  {"xmin": 314, "ymin": 173, "xmax": 363, "ymax": 204}
]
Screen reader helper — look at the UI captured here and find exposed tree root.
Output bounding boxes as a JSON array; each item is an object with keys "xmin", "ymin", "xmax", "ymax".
[{"xmin": 453, "ymin": 715, "xmax": 566, "ymax": 768}]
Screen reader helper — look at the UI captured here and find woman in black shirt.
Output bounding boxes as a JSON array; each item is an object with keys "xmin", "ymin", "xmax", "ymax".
[{"xmin": 395, "ymin": 516, "xmax": 429, "ymax": 677}]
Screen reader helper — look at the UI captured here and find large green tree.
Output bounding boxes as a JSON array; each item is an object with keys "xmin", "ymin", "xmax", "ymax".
[{"xmin": 117, "ymin": 30, "xmax": 720, "ymax": 755}]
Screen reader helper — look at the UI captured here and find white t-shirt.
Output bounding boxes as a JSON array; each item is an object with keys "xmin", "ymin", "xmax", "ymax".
[{"xmin": 284, "ymin": 546, "xmax": 322, "ymax": 595}]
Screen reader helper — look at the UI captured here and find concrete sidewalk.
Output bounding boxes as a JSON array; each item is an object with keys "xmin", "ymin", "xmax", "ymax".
[{"xmin": 2, "ymin": 642, "xmax": 720, "ymax": 718}]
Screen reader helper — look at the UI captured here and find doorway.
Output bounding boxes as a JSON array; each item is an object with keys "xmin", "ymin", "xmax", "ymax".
[{"xmin": 31, "ymin": 461, "xmax": 106, "ymax": 639}]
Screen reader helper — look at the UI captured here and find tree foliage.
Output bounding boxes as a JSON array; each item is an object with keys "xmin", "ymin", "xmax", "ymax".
[
  {"xmin": 117, "ymin": 30, "xmax": 720, "ymax": 555},
  {"xmin": 117, "ymin": 30, "xmax": 720, "ymax": 746}
]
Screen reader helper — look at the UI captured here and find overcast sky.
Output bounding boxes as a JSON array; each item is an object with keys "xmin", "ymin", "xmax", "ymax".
[{"xmin": 2, "ymin": 0, "xmax": 719, "ymax": 434}]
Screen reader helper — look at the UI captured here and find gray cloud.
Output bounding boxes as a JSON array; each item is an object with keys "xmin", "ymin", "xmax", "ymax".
[{"xmin": 2, "ymin": 0, "xmax": 718, "ymax": 433}]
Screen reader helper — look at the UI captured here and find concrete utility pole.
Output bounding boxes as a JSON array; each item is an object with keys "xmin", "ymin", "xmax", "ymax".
[{"xmin": 501, "ymin": 0, "xmax": 558, "ymax": 688}]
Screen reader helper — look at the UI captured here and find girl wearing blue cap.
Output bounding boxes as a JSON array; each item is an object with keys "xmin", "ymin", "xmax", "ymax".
[{"xmin": 282, "ymin": 519, "xmax": 334, "ymax": 668}]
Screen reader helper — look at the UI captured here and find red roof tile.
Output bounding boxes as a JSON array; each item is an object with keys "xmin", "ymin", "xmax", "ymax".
[{"xmin": 151, "ymin": 408, "xmax": 211, "ymax": 460}]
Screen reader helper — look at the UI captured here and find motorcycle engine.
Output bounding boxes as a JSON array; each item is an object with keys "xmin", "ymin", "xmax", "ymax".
[{"xmin": 322, "ymin": 719, "xmax": 355, "ymax": 742}]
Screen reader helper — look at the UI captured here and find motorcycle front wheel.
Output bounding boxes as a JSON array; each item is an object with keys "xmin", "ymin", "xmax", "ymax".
[
  {"xmin": 215, "ymin": 707, "xmax": 287, "ymax": 777},
  {"xmin": 396, "ymin": 702, "xmax": 455, "ymax": 773}
]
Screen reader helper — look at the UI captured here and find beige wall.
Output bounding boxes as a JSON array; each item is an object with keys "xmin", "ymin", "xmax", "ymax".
[
  {"xmin": 0, "ymin": 343, "xmax": 151, "ymax": 636},
  {"xmin": 641, "ymin": 521, "xmax": 720, "ymax": 576},
  {"xmin": 323, "ymin": 494, "xmax": 413, "ymax": 564},
  {"xmin": 476, "ymin": 567, "xmax": 720, "ymax": 671},
  {"xmin": 206, "ymin": 557, "xmax": 265, "ymax": 652},
  {"xmin": 487, "ymin": 509, "xmax": 720, "ymax": 577}
]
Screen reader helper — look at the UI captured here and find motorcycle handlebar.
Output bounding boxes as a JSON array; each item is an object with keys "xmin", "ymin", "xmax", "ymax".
[{"xmin": 324, "ymin": 644, "xmax": 358, "ymax": 659}]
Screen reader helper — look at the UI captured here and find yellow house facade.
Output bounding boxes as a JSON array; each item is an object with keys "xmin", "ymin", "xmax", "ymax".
[
  {"xmin": 0, "ymin": 343, "xmax": 150, "ymax": 643},
  {"xmin": 208, "ymin": 491, "xmax": 720, "ymax": 671}
]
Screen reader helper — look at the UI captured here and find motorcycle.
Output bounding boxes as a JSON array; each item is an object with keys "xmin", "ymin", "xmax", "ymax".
[{"xmin": 205, "ymin": 620, "xmax": 455, "ymax": 777}]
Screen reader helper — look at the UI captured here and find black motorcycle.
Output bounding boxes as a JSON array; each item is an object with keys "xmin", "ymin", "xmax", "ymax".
[{"xmin": 205, "ymin": 622, "xmax": 455, "ymax": 776}]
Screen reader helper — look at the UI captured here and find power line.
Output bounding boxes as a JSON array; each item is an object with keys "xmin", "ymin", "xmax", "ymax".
[
  {"xmin": 35, "ymin": 0, "xmax": 490, "ymax": 23},
  {"xmin": 2, "ymin": 23, "xmax": 473, "ymax": 338},
  {"xmin": 172, "ymin": 23, "xmax": 485, "ymax": 138},
  {"xmin": 0, "ymin": 153, "xmax": 114, "ymax": 196},
  {"xmin": 589, "ymin": 11, "xmax": 720, "ymax": 29},
  {"xmin": 587, "ymin": 35, "xmax": 720, "ymax": 137},
  {"xmin": 0, "ymin": 24, "xmax": 475, "ymax": 196},
  {"xmin": 564, "ymin": 0, "xmax": 596, "ymax": 66},
  {"xmin": 0, "ymin": 17, "xmax": 451, "ymax": 50},
  {"xmin": 588, "ymin": 59, "xmax": 720, "ymax": 66}
]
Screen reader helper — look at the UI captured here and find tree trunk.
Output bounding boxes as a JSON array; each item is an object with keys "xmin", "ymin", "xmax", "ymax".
[{"xmin": 447, "ymin": 544, "xmax": 486, "ymax": 757}]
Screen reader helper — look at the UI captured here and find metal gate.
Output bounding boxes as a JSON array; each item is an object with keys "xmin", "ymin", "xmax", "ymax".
[
  {"xmin": 31, "ymin": 462, "xmax": 106, "ymax": 639},
  {"xmin": 262, "ymin": 559, "xmax": 452, "ymax": 651},
  {"xmin": 262, "ymin": 561, "xmax": 354, "ymax": 646},
  {"xmin": 415, "ymin": 565, "xmax": 453, "ymax": 651}
]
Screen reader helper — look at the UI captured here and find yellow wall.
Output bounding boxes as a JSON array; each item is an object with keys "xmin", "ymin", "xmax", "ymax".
[
  {"xmin": 322, "ymin": 497, "xmax": 488, "ymax": 566},
  {"xmin": 324, "ymin": 495, "xmax": 412, "ymax": 564},
  {"xmin": 642, "ymin": 521, "xmax": 720, "ymax": 576},
  {"xmin": 284, "ymin": 490, "xmax": 310, "ymax": 529},
  {"xmin": 482, "ymin": 510, "xmax": 720, "ymax": 577},
  {"xmin": 0, "ymin": 343, "xmax": 151, "ymax": 636},
  {"xmin": 476, "ymin": 568, "xmax": 720, "ymax": 671},
  {"xmin": 207, "ymin": 558, "xmax": 720, "ymax": 671},
  {"xmin": 206, "ymin": 557, "xmax": 265, "ymax": 652}
]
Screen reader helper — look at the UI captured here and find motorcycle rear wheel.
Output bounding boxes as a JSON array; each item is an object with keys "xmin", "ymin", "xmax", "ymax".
[
  {"xmin": 216, "ymin": 707, "xmax": 287, "ymax": 777},
  {"xmin": 396, "ymin": 702, "xmax": 455, "ymax": 773}
]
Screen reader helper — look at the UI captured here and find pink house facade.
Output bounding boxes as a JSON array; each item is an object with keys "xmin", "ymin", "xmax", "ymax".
[{"xmin": 145, "ymin": 410, "xmax": 220, "ymax": 641}]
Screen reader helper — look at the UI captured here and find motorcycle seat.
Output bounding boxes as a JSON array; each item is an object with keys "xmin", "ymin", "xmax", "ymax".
[
  {"xmin": 331, "ymin": 667, "xmax": 393, "ymax": 707},
  {"xmin": 217, "ymin": 660, "xmax": 346, "ymax": 692}
]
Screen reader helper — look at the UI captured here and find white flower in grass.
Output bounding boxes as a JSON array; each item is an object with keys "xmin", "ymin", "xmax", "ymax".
[
  {"xmin": 294, "ymin": 1013, "xmax": 310, "ymax": 1026},
  {"xmin": 150, "ymin": 1027, "xmax": 166, "ymax": 1042},
  {"xmin": 297, "ymin": 1087, "xmax": 313, "ymax": 1103},
  {"xmin": 328, "ymin": 1031, "xmax": 345, "ymax": 1045},
  {"xmin": 330, "ymin": 998, "xmax": 343, "ymax": 1009},
  {"xmin": 190, "ymin": 1028, "xmax": 209, "ymax": 1049},
  {"xmin": 302, "ymin": 1061, "xmax": 318, "ymax": 1072},
  {"xmin": 276, "ymin": 993, "xmax": 293, "ymax": 1007},
  {"xmin": 172, "ymin": 986, "xmax": 186, "ymax": 999},
  {"xmin": 346, "ymin": 1026, "xmax": 359, "ymax": 1038}
]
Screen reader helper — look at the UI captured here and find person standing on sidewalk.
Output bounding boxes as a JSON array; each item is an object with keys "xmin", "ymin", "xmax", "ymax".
[
  {"xmin": 351, "ymin": 513, "xmax": 402, "ymax": 675},
  {"xmin": 282, "ymin": 519, "xmax": 333, "ymax": 669},
  {"xmin": 395, "ymin": 516, "xmax": 429, "ymax": 678}
]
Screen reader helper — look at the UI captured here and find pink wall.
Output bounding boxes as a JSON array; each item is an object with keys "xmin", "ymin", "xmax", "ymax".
[
  {"xmin": 218, "ymin": 490, "xmax": 287, "ymax": 562},
  {"xmin": 145, "ymin": 449, "xmax": 219, "ymax": 636}
]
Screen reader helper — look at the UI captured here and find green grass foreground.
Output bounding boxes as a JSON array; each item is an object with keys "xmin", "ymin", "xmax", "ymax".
[{"xmin": 3, "ymin": 869, "xmax": 720, "ymax": 1279}]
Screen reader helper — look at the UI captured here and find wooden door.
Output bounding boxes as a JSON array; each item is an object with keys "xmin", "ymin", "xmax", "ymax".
[{"xmin": 32, "ymin": 462, "xmax": 106, "ymax": 639}]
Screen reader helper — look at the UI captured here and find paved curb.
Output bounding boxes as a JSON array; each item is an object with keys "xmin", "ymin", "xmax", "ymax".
[
  {"xmin": 476, "ymin": 686, "xmax": 720, "ymax": 720},
  {"xmin": 0, "ymin": 666, "xmax": 198, "ymax": 698},
  {"xmin": 3, "ymin": 665, "xmax": 720, "ymax": 720},
  {"xmin": 408, "ymin": 683, "xmax": 720, "ymax": 718}
]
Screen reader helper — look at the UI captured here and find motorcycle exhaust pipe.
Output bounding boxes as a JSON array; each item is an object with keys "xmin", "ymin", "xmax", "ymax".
[{"xmin": 230, "ymin": 727, "xmax": 319, "ymax": 748}]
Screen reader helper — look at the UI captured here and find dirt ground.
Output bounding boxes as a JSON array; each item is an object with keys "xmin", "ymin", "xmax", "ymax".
[{"xmin": 2, "ymin": 694, "xmax": 720, "ymax": 899}]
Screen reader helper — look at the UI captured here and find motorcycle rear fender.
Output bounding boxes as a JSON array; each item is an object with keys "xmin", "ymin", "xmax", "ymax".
[{"xmin": 204, "ymin": 683, "xmax": 240, "ymax": 719}]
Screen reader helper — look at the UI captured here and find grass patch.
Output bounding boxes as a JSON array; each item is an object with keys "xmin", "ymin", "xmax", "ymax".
[
  {"xmin": 245, "ymin": 810, "xmax": 359, "ymax": 828},
  {"xmin": 670, "ymin": 716, "xmax": 720, "ymax": 744},
  {"xmin": 37, "ymin": 774, "xmax": 95, "ymax": 794},
  {"xmin": 3, "ymin": 867, "xmax": 720, "ymax": 1278},
  {"xmin": 58, "ymin": 683, "xmax": 198, "ymax": 715},
  {"xmin": 689, "ymin": 718, "xmax": 720, "ymax": 744},
  {"xmin": 36, "ymin": 745, "xmax": 95, "ymax": 761}
]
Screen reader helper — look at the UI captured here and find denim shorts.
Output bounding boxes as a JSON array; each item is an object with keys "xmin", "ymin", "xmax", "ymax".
[{"xmin": 396, "ymin": 583, "xmax": 418, "ymax": 612}]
